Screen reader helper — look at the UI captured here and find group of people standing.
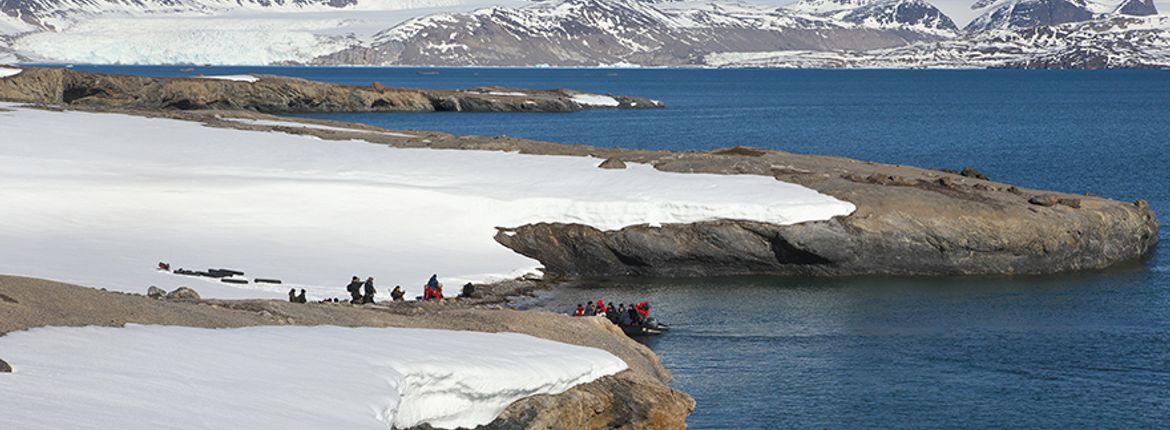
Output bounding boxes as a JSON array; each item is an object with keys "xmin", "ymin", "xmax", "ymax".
[{"xmin": 574, "ymin": 300, "xmax": 651, "ymax": 326}]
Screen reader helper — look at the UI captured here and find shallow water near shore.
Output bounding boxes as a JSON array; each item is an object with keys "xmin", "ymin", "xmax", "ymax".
[{"xmin": 53, "ymin": 65, "xmax": 1170, "ymax": 428}]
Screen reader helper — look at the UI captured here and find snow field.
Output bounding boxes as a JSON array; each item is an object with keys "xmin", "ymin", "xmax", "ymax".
[
  {"xmin": 0, "ymin": 104, "xmax": 854, "ymax": 300},
  {"xmin": 0, "ymin": 66, "xmax": 21, "ymax": 78},
  {"xmin": 571, "ymin": 93, "xmax": 621, "ymax": 107},
  {"xmin": 0, "ymin": 325, "xmax": 628, "ymax": 429}
]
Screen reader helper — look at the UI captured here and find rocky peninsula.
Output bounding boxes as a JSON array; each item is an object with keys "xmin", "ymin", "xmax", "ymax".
[{"xmin": 0, "ymin": 67, "xmax": 662, "ymax": 113}]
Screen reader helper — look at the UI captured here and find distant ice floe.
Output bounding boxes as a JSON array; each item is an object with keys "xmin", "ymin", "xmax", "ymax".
[
  {"xmin": 0, "ymin": 66, "xmax": 21, "ymax": 78},
  {"xmin": 0, "ymin": 325, "xmax": 627, "ymax": 430},
  {"xmin": 197, "ymin": 74, "xmax": 260, "ymax": 82},
  {"xmin": 223, "ymin": 117, "xmax": 416, "ymax": 137},
  {"xmin": 0, "ymin": 103, "xmax": 854, "ymax": 300},
  {"xmin": 571, "ymin": 93, "xmax": 620, "ymax": 107}
]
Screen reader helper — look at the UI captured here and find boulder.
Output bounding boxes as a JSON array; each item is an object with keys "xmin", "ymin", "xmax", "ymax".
[
  {"xmin": 960, "ymin": 167, "xmax": 990, "ymax": 180},
  {"xmin": 1029, "ymin": 194, "xmax": 1059, "ymax": 207},
  {"xmin": 711, "ymin": 146, "xmax": 767, "ymax": 157},
  {"xmin": 1057, "ymin": 198, "xmax": 1082, "ymax": 209},
  {"xmin": 0, "ymin": 358, "xmax": 10, "ymax": 373},
  {"xmin": 165, "ymin": 287, "xmax": 201, "ymax": 301},
  {"xmin": 147, "ymin": 286, "xmax": 166, "ymax": 299},
  {"xmin": 598, "ymin": 158, "xmax": 627, "ymax": 169}
]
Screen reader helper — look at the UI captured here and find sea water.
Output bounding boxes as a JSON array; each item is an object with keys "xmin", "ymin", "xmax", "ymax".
[{"xmin": 56, "ymin": 65, "xmax": 1170, "ymax": 428}]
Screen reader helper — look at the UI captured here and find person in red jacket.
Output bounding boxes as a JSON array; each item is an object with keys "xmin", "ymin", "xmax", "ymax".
[
  {"xmin": 595, "ymin": 300, "xmax": 607, "ymax": 316},
  {"xmin": 574, "ymin": 304, "xmax": 585, "ymax": 316},
  {"xmin": 635, "ymin": 301, "xmax": 651, "ymax": 321}
]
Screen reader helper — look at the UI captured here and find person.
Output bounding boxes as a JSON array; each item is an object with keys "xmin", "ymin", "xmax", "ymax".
[
  {"xmin": 346, "ymin": 276, "xmax": 363, "ymax": 304},
  {"xmin": 423, "ymin": 274, "xmax": 444, "ymax": 301},
  {"xmin": 594, "ymin": 300, "xmax": 607, "ymax": 317},
  {"xmin": 362, "ymin": 277, "xmax": 376, "ymax": 304},
  {"xmin": 158, "ymin": 262, "xmax": 171, "ymax": 272},
  {"xmin": 296, "ymin": 289, "xmax": 307, "ymax": 304},
  {"xmin": 574, "ymin": 304, "xmax": 585, "ymax": 316},
  {"xmin": 391, "ymin": 286, "xmax": 405, "ymax": 301},
  {"xmin": 288, "ymin": 288, "xmax": 297, "ymax": 303},
  {"xmin": 635, "ymin": 301, "xmax": 651, "ymax": 323},
  {"xmin": 584, "ymin": 301, "xmax": 595, "ymax": 316},
  {"xmin": 619, "ymin": 305, "xmax": 633, "ymax": 326},
  {"xmin": 607, "ymin": 303, "xmax": 622, "ymax": 325},
  {"xmin": 627, "ymin": 305, "xmax": 642, "ymax": 326}
]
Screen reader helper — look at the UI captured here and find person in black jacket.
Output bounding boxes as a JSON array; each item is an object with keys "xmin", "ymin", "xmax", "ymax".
[
  {"xmin": 346, "ymin": 276, "xmax": 363, "ymax": 304},
  {"xmin": 390, "ymin": 286, "xmax": 405, "ymax": 301},
  {"xmin": 361, "ymin": 277, "xmax": 376, "ymax": 304},
  {"xmin": 296, "ymin": 289, "xmax": 307, "ymax": 304},
  {"xmin": 288, "ymin": 288, "xmax": 297, "ymax": 303}
]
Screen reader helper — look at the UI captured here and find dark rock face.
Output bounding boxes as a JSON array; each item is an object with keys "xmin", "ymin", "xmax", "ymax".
[
  {"xmin": 840, "ymin": 0, "xmax": 959, "ymax": 32},
  {"xmin": 1115, "ymin": 0, "xmax": 1158, "ymax": 16},
  {"xmin": 0, "ymin": 358, "xmax": 11, "ymax": 373},
  {"xmin": 0, "ymin": 68, "xmax": 664, "ymax": 114},
  {"xmin": 967, "ymin": 0, "xmax": 1093, "ymax": 32},
  {"xmin": 495, "ymin": 148, "xmax": 1158, "ymax": 277}
]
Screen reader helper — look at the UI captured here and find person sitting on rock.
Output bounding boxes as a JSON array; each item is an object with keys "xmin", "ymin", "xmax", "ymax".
[
  {"xmin": 296, "ymin": 289, "xmax": 307, "ymax": 304},
  {"xmin": 391, "ymin": 286, "xmax": 405, "ymax": 301},
  {"xmin": 574, "ymin": 304, "xmax": 585, "ymax": 316},
  {"xmin": 594, "ymin": 300, "xmax": 607, "ymax": 317},
  {"xmin": 607, "ymin": 304, "xmax": 622, "ymax": 325},
  {"xmin": 361, "ymin": 277, "xmax": 376, "ymax": 304},
  {"xmin": 288, "ymin": 288, "xmax": 297, "ymax": 303},
  {"xmin": 584, "ymin": 301, "xmax": 595, "ymax": 316},
  {"xmin": 346, "ymin": 276, "xmax": 363, "ymax": 304}
]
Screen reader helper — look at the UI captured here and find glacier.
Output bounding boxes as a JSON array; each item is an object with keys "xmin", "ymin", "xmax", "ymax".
[{"xmin": 0, "ymin": 324, "xmax": 628, "ymax": 429}]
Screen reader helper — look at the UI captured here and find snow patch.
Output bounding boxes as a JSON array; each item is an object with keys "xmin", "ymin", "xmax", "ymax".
[
  {"xmin": 223, "ymin": 117, "xmax": 416, "ymax": 137},
  {"xmin": 571, "ymin": 93, "xmax": 620, "ymax": 107},
  {"xmin": 0, "ymin": 325, "xmax": 627, "ymax": 430},
  {"xmin": 197, "ymin": 74, "xmax": 260, "ymax": 82},
  {"xmin": 0, "ymin": 104, "xmax": 855, "ymax": 300},
  {"xmin": 0, "ymin": 66, "xmax": 21, "ymax": 78}
]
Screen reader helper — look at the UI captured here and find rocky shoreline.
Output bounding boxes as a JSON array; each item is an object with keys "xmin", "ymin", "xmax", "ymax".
[{"xmin": 0, "ymin": 67, "xmax": 663, "ymax": 113}]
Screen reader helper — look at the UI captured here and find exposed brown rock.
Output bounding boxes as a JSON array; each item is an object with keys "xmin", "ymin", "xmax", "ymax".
[
  {"xmin": 1029, "ymin": 194, "xmax": 1059, "ymax": 207},
  {"xmin": 960, "ymin": 167, "xmax": 990, "ymax": 180},
  {"xmin": 1058, "ymin": 198, "xmax": 1082, "ymax": 209},
  {"xmin": 0, "ymin": 67, "xmax": 664, "ymax": 114},
  {"xmin": 711, "ymin": 146, "xmax": 767, "ymax": 157},
  {"xmin": 598, "ymin": 158, "xmax": 628, "ymax": 169},
  {"xmin": 164, "ymin": 287, "xmax": 201, "ymax": 301}
]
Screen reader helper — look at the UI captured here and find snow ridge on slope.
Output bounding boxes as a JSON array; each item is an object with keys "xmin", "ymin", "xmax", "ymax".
[
  {"xmin": 965, "ymin": 0, "xmax": 1158, "ymax": 32},
  {"xmin": 0, "ymin": 325, "xmax": 628, "ymax": 429}
]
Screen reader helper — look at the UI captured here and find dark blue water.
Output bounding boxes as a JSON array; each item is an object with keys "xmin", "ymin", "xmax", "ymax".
[{"xmin": 63, "ymin": 65, "xmax": 1170, "ymax": 428}]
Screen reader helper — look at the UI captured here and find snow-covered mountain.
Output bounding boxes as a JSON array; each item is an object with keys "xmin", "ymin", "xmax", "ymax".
[
  {"xmin": 707, "ymin": 14, "xmax": 1170, "ymax": 67},
  {"xmin": 789, "ymin": 0, "xmax": 958, "ymax": 33},
  {"xmin": 0, "ymin": 0, "xmax": 1167, "ymax": 68},
  {"xmin": 965, "ymin": 0, "xmax": 1158, "ymax": 32},
  {"xmin": 312, "ymin": 0, "xmax": 950, "ymax": 66}
]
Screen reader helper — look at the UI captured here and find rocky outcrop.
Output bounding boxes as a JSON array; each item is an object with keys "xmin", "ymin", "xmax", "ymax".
[
  {"xmin": 494, "ymin": 147, "xmax": 1158, "ymax": 277},
  {"xmin": 0, "ymin": 358, "xmax": 11, "ymax": 373},
  {"xmin": 147, "ymin": 286, "xmax": 166, "ymax": 299},
  {"xmin": 164, "ymin": 287, "xmax": 201, "ymax": 301},
  {"xmin": 413, "ymin": 372, "xmax": 693, "ymax": 430},
  {"xmin": 0, "ymin": 68, "xmax": 663, "ymax": 114}
]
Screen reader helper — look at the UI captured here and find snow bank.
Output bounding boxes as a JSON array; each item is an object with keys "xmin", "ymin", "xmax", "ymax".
[
  {"xmin": 198, "ymin": 74, "xmax": 260, "ymax": 82},
  {"xmin": 0, "ymin": 104, "xmax": 854, "ymax": 300},
  {"xmin": 0, "ymin": 66, "xmax": 20, "ymax": 78},
  {"xmin": 224, "ymin": 117, "xmax": 416, "ymax": 137},
  {"xmin": 0, "ymin": 325, "xmax": 627, "ymax": 429},
  {"xmin": 571, "ymin": 93, "xmax": 621, "ymax": 107}
]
